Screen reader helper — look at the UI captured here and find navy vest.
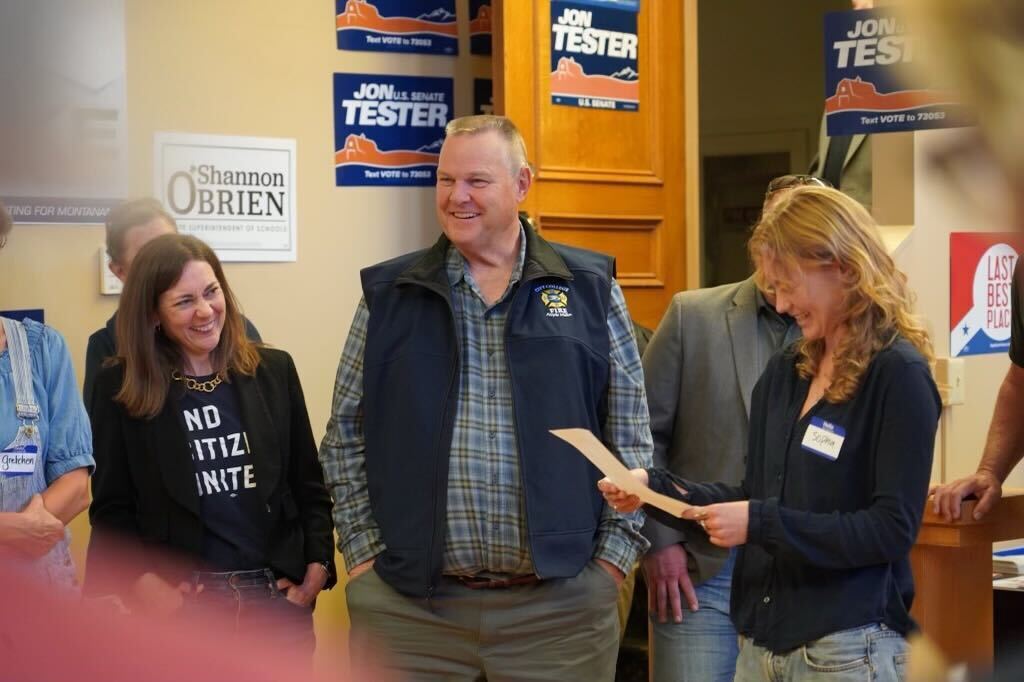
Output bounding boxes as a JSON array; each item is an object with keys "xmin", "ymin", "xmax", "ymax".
[{"xmin": 359, "ymin": 224, "xmax": 614, "ymax": 598}]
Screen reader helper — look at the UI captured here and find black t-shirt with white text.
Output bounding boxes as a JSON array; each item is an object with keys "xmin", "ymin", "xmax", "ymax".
[{"xmin": 177, "ymin": 377, "xmax": 267, "ymax": 570}]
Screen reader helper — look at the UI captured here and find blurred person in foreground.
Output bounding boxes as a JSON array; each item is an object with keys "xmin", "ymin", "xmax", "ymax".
[
  {"xmin": 0, "ymin": 199, "xmax": 93, "ymax": 589},
  {"xmin": 86, "ymin": 233, "xmax": 335, "ymax": 653},
  {"xmin": 916, "ymin": 2, "xmax": 1024, "ymax": 526},
  {"xmin": 2, "ymin": 551, "xmax": 383, "ymax": 682},
  {"xmin": 602, "ymin": 187, "xmax": 940, "ymax": 681}
]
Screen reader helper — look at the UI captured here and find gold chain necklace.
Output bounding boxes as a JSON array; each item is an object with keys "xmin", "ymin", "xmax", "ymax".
[{"xmin": 171, "ymin": 370, "xmax": 223, "ymax": 393}]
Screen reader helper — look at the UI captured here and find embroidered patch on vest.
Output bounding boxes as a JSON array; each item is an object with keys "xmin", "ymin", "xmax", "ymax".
[{"xmin": 536, "ymin": 285, "xmax": 573, "ymax": 318}]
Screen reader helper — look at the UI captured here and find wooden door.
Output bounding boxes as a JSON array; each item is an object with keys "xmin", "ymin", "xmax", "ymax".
[{"xmin": 493, "ymin": 0, "xmax": 688, "ymax": 329}]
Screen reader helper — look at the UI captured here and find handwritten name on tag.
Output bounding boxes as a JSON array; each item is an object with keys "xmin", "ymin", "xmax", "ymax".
[{"xmin": 801, "ymin": 417, "xmax": 845, "ymax": 461}]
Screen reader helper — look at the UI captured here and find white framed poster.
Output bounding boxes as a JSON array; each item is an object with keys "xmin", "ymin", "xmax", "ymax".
[{"xmin": 154, "ymin": 132, "xmax": 297, "ymax": 262}]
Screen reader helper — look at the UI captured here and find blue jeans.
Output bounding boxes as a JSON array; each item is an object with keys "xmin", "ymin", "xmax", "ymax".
[
  {"xmin": 734, "ymin": 624, "xmax": 907, "ymax": 682},
  {"xmin": 184, "ymin": 568, "xmax": 316, "ymax": 656},
  {"xmin": 651, "ymin": 550, "xmax": 738, "ymax": 682}
]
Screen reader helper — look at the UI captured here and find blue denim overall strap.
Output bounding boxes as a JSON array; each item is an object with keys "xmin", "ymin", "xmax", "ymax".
[
  {"xmin": 2, "ymin": 317, "xmax": 39, "ymax": 423},
  {"xmin": 0, "ymin": 317, "xmax": 77, "ymax": 589}
]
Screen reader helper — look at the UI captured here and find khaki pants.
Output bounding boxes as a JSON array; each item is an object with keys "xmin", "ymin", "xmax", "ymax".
[
  {"xmin": 616, "ymin": 562, "xmax": 638, "ymax": 641},
  {"xmin": 347, "ymin": 561, "xmax": 621, "ymax": 681}
]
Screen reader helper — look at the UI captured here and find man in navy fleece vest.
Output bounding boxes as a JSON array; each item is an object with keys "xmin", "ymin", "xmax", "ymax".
[{"xmin": 320, "ymin": 115, "xmax": 653, "ymax": 680}]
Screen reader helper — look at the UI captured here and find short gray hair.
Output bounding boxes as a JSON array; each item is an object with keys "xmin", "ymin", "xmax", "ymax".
[{"xmin": 444, "ymin": 115, "xmax": 532, "ymax": 177}]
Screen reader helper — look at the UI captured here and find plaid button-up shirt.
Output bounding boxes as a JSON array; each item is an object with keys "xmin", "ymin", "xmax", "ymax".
[{"xmin": 320, "ymin": 230, "xmax": 652, "ymax": 576}]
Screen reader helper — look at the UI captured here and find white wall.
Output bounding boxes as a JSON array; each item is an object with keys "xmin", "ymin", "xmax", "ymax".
[{"xmin": 698, "ymin": 0, "xmax": 850, "ymax": 170}]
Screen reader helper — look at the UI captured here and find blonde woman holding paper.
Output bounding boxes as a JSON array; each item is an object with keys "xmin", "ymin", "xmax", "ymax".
[{"xmin": 600, "ymin": 186, "xmax": 939, "ymax": 682}]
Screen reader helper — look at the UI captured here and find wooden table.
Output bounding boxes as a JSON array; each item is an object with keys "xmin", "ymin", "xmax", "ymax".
[{"xmin": 911, "ymin": 491, "xmax": 1024, "ymax": 666}]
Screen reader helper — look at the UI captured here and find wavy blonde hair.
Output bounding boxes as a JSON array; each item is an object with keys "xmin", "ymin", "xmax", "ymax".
[{"xmin": 750, "ymin": 186, "xmax": 933, "ymax": 402}]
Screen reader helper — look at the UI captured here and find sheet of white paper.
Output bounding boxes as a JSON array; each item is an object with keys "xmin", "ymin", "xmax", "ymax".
[{"xmin": 551, "ymin": 428, "xmax": 692, "ymax": 517}]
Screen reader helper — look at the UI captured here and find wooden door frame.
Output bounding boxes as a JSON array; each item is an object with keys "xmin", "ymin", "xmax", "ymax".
[
  {"xmin": 494, "ymin": 0, "xmax": 703, "ymax": 300},
  {"xmin": 683, "ymin": 0, "xmax": 701, "ymax": 291}
]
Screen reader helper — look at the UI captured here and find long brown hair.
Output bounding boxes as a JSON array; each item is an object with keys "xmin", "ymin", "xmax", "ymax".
[
  {"xmin": 114, "ymin": 234, "xmax": 260, "ymax": 418},
  {"xmin": 750, "ymin": 186, "xmax": 933, "ymax": 402}
]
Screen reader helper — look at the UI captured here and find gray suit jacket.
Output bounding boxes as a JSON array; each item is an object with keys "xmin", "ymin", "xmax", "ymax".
[
  {"xmin": 809, "ymin": 113, "xmax": 871, "ymax": 212},
  {"xmin": 641, "ymin": 277, "xmax": 773, "ymax": 584}
]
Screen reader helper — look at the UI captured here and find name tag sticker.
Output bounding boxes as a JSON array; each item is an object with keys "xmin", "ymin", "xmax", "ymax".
[
  {"xmin": 1, "ymin": 443, "xmax": 38, "ymax": 476},
  {"xmin": 801, "ymin": 417, "xmax": 845, "ymax": 461}
]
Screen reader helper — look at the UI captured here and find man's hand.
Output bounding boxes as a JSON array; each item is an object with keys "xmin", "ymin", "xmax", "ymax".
[
  {"xmin": 595, "ymin": 558, "xmax": 625, "ymax": 587},
  {"xmin": 683, "ymin": 502, "xmax": 749, "ymax": 548},
  {"xmin": 642, "ymin": 544, "xmax": 698, "ymax": 623},
  {"xmin": 931, "ymin": 470, "xmax": 1003, "ymax": 521},
  {"xmin": 348, "ymin": 558, "xmax": 376, "ymax": 580},
  {"xmin": 276, "ymin": 562, "xmax": 329, "ymax": 607},
  {"xmin": 11, "ymin": 494, "xmax": 64, "ymax": 558}
]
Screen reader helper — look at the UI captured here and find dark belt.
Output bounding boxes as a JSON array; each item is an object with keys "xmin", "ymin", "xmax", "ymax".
[{"xmin": 453, "ymin": 574, "xmax": 542, "ymax": 589}]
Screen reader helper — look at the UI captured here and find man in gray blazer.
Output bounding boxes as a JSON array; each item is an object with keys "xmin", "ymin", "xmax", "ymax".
[{"xmin": 641, "ymin": 176, "xmax": 816, "ymax": 682}]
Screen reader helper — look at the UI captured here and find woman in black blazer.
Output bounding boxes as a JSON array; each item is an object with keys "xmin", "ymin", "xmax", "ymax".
[{"xmin": 86, "ymin": 234, "xmax": 335, "ymax": 652}]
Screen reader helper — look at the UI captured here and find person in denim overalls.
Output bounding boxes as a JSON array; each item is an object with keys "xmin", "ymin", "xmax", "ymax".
[{"xmin": 0, "ymin": 203, "xmax": 95, "ymax": 589}]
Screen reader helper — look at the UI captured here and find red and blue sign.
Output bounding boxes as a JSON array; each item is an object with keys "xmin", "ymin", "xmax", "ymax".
[
  {"xmin": 469, "ymin": 1, "xmax": 492, "ymax": 55},
  {"xmin": 336, "ymin": 0, "xmax": 457, "ymax": 56},
  {"xmin": 550, "ymin": 0, "xmax": 639, "ymax": 111},
  {"xmin": 333, "ymin": 74, "xmax": 452, "ymax": 187},
  {"xmin": 824, "ymin": 8, "xmax": 966, "ymax": 135},
  {"xmin": 950, "ymin": 233, "xmax": 1024, "ymax": 357}
]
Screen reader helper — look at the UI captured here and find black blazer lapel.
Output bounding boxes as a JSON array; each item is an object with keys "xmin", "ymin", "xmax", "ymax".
[
  {"xmin": 151, "ymin": 396, "xmax": 201, "ymax": 516},
  {"xmin": 233, "ymin": 370, "xmax": 281, "ymax": 504}
]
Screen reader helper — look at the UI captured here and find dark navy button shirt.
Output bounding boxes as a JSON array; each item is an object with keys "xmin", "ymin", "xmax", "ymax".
[{"xmin": 647, "ymin": 337, "xmax": 940, "ymax": 652}]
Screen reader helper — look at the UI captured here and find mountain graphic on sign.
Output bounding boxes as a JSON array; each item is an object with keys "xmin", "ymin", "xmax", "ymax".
[
  {"xmin": 336, "ymin": 0, "xmax": 458, "ymax": 37},
  {"xmin": 418, "ymin": 8, "xmax": 455, "ymax": 22},
  {"xmin": 417, "ymin": 138, "xmax": 445, "ymax": 153},
  {"xmin": 470, "ymin": 3, "xmax": 492, "ymax": 36},
  {"xmin": 335, "ymin": 133, "xmax": 439, "ymax": 168},
  {"xmin": 551, "ymin": 57, "xmax": 639, "ymax": 102},
  {"xmin": 825, "ymin": 77, "xmax": 955, "ymax": 113},
  {"xmin": 609, "ymin": 66, "xmax": 639, "ymax": 81}
]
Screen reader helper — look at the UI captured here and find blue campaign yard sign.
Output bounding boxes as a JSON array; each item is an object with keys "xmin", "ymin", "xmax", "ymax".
[
  {"xmin": 469, "ymin": 0, "xmax": 492, "ymax": 55},
  {"xmin": 336, "ymin": 0, "xmax": 458, "ymax": 55},
  {"xmin": 474, "ymin": 79, "xmax": 493, "ymax": 116},
  {"xmin": 0, "ymin": 309, "xmax": 44, "ymax": 324},
  {"xmin": 824, "ymin": 8, "xmax": 967, "ymax": 135},
  {"xmin": 550, "ymin": 0, "xmax": 639, "ymax": 111},
  {"xmin": 333, "ymin": 74, "xmax": 452, "ymax": 187}
]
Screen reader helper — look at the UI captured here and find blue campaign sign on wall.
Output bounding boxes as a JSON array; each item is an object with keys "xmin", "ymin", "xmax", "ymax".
[
  {"xmin": 0, "ymin": 309, "xmax": 44, "ymax": 324},
  {"xmin": 333, "ymin": 74, "xmax": 452, "ymax": 187},
  {"xmin": 824, "ymin": 8, "xmax": 966, "ymax": 135},
  {"xmin": 336, "ymin": 0, "xmax": 458, "ymax": 55},
  {"xmin": 550, "ymin": 0, "xmax": 639, "ymax": 111},
  {"xmin": 469, "ymin": 1, "xmax": 492, "ymax": 55},
  {"xmin": 474, "ymin": 79, "xmax": 493, "ymax": 115}
]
